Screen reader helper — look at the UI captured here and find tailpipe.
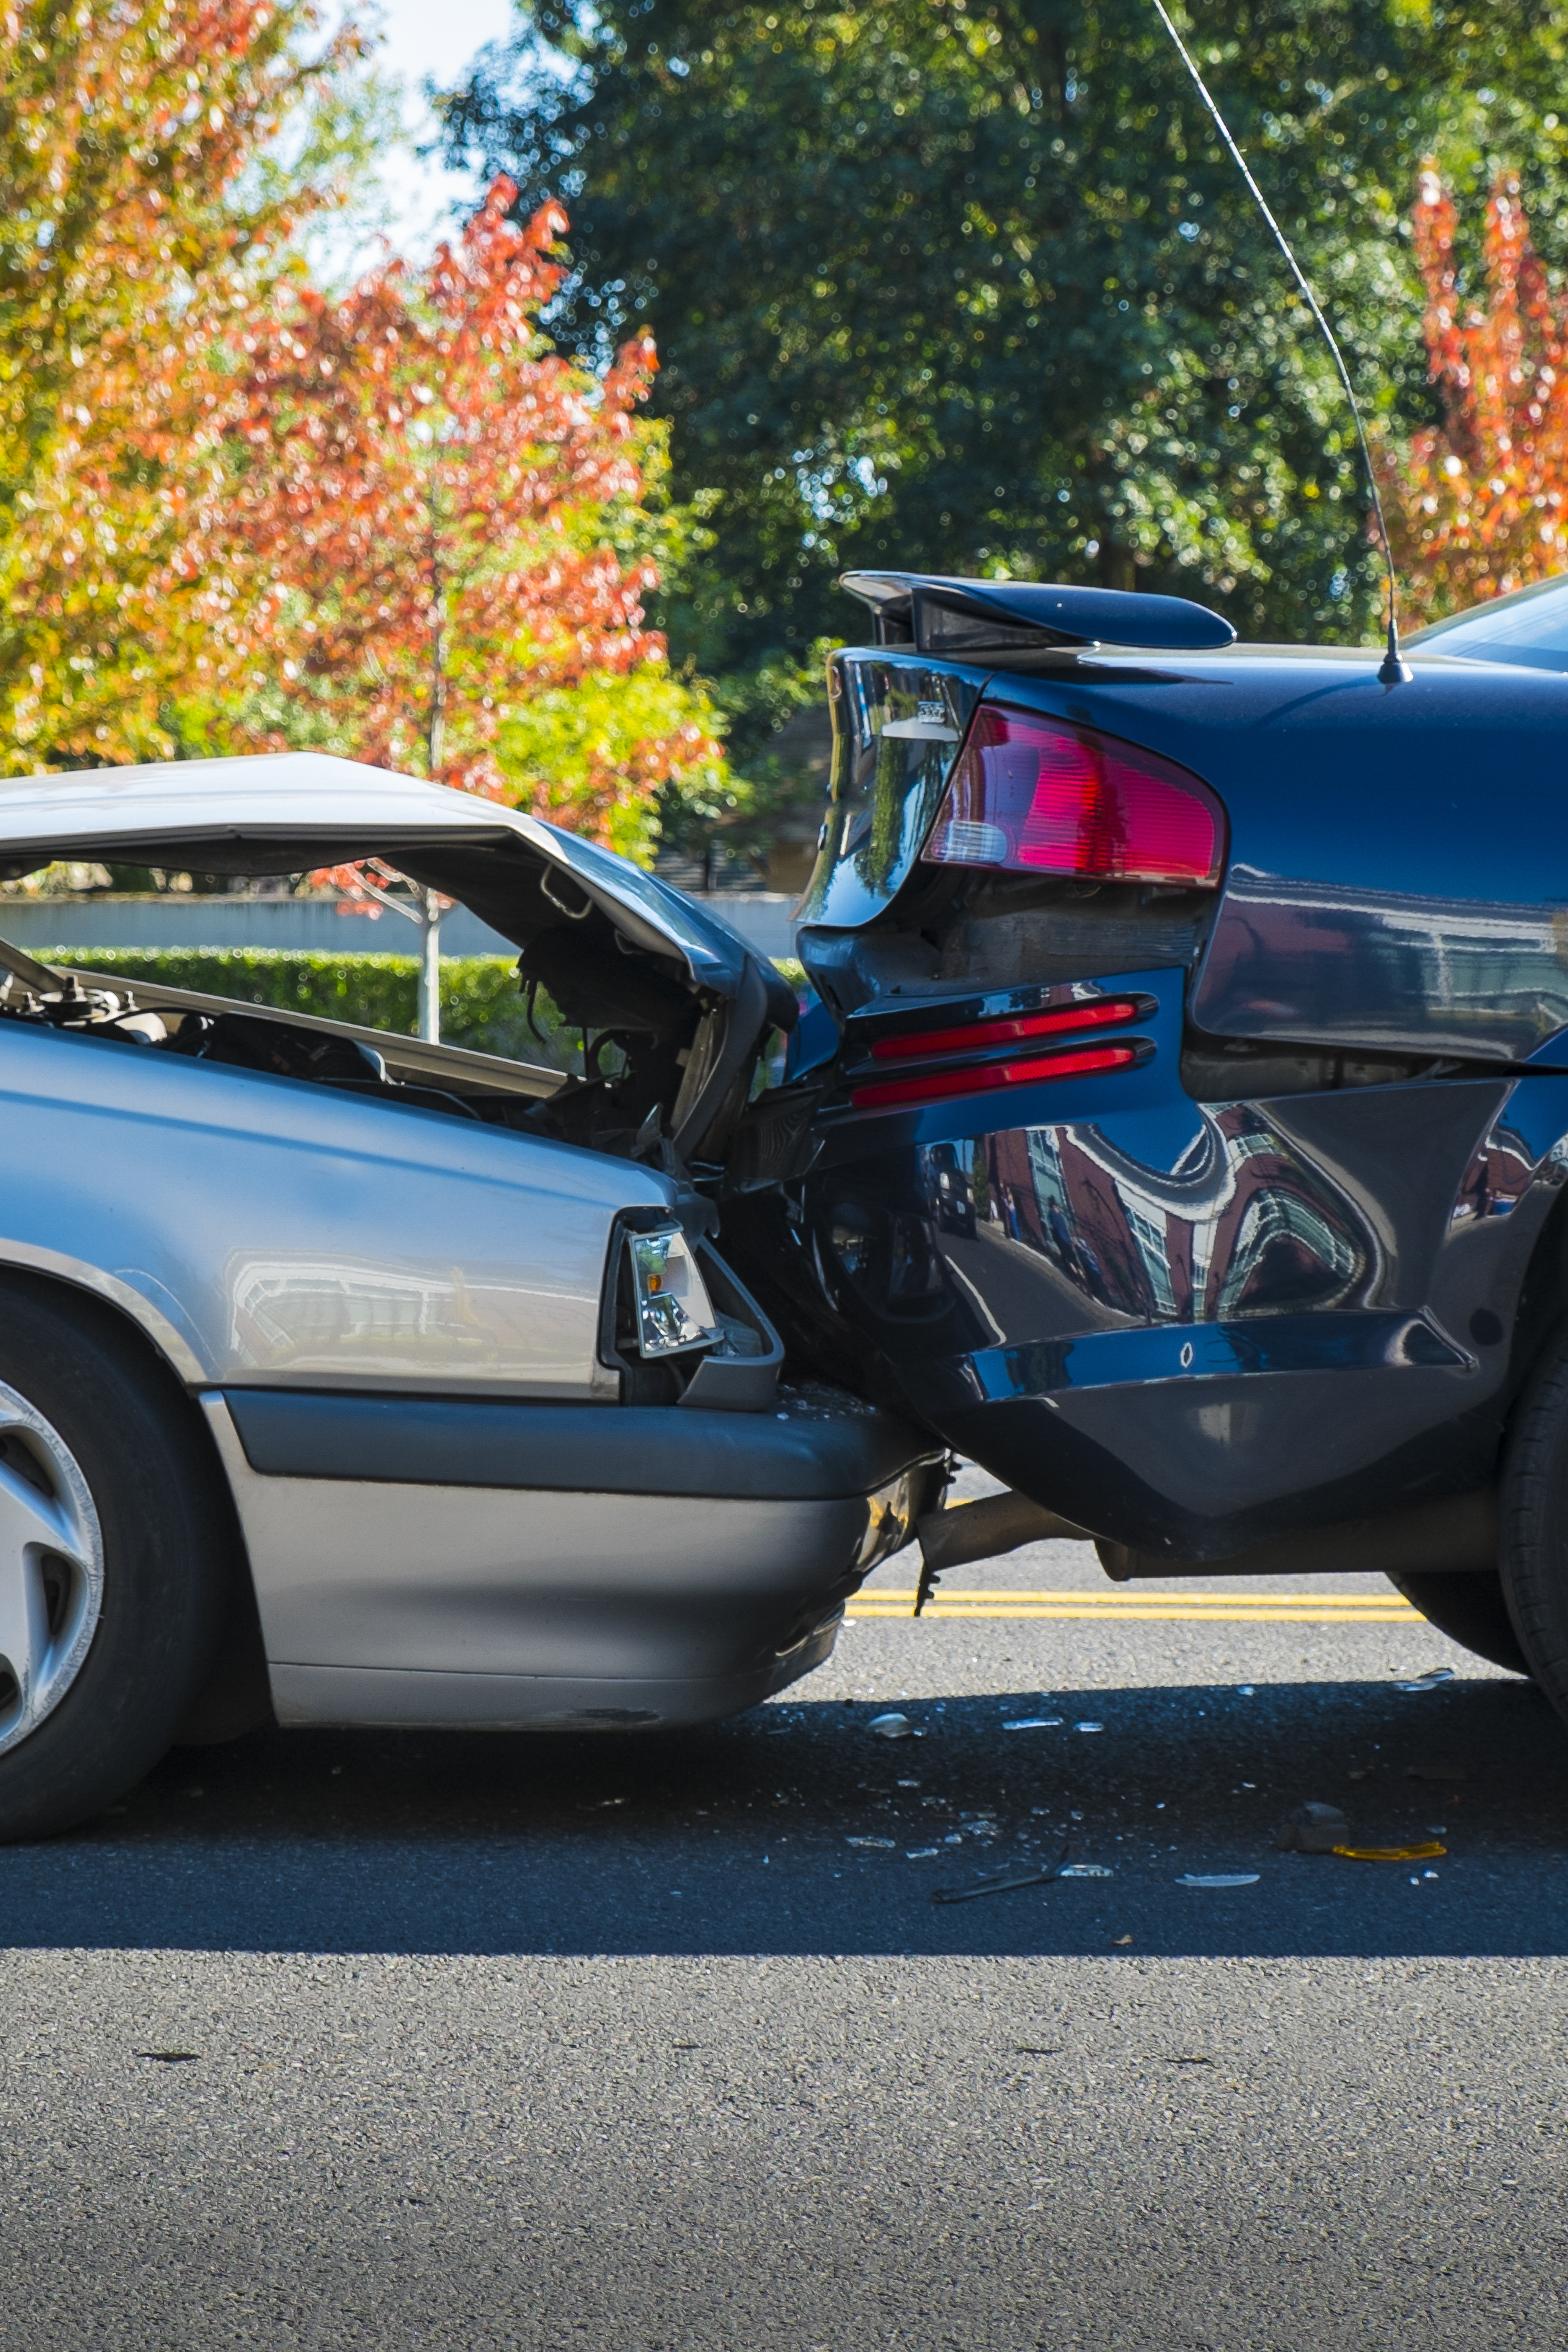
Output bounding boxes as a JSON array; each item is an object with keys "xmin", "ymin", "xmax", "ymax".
[{"xmin": 914, "ymin": 1490, "xmax": 1090, "ymax": 1613}]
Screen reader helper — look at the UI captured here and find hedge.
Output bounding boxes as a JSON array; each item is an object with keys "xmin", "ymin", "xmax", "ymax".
[
  {"xmin": 48, "ymin": 948, "xmax": 811, "ymax": 1067},
  {"xmin": 50, "ymin": 949, "xmax": 579, "ymax": 1068}
]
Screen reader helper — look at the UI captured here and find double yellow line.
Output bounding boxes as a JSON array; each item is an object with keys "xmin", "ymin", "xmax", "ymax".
[{"xmin": 847, "ymin": 1588, "xmax": 1420, "ymax": 1624}]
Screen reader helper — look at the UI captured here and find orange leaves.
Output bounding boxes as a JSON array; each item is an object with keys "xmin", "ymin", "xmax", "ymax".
[
  {"xmin": 0, "ymin": 0, "xmax": 351, "ymax": 771},
  {"xmin": 224, "ymin": 177, "xmax": 700, "ymax": 846},
  {"xmin": 0, "ymin": 28, "xmax": 721, "ymax": 856},
  {"xmin": 1384, "ymin": 167, "xmax": 1568, "ymax": 618}
]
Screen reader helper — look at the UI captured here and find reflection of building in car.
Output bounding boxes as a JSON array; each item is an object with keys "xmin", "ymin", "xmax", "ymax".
[
  {"xmin": 925, "ymin": 1141, "xmax": 976, "ymax": 1237},
  {"xmin": 975, "ymin": 1108, "xmax": 1372, "ymax": 1325}
]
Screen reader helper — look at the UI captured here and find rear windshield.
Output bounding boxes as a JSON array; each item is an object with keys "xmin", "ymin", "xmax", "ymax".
[{"xmin": 1408, "ymin": 574, "xmax": 1568, "ymax": 672}]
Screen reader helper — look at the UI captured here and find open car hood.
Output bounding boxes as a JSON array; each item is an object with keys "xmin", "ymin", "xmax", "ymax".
[
  {"xmin": 0, "ymin": 751, "xmax": 795, "ymax": 1027},
  {"xmin": 0, "ymin": 752, "xmax": 797, "ymax": 1170}
]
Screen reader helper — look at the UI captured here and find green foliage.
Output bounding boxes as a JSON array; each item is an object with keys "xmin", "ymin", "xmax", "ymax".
[
  {"xmin": 656, "ymin": 641, "xmax": 832, "ymax": 871},
  {"xmin": 50, "ymin": 950, "xmax": 581, "ymax": 1069},
  {"xmin": 447, "ymin": 0, "xmax": 1568, "ymax": 669},
  {"xmin": 50, "ymin": 948, "xmax": 814, "ymax": 1071},
  {"xmin": 0, "ymin": 0, "xmax": 372, "ymax": 772},
  {"xmin": 497, "ymin": 660, "xmax": 731, "ymax": 866}
]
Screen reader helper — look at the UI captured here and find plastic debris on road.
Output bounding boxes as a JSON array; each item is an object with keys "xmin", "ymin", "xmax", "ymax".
[
  {"xmin": 1396, "ymin": 1667, "xmax": 1456, "ymax": 1693},
  {"xmin": 932, "ymin": 1865, "xmax": 1055, "ymax": 1905},
  {"xmin": 1004, "ymin": 1718, "xmax": 1065, "ymax": 1731},
  {"xmin": 906, "ymin": 1847, "xmax": 940, "ymax": 1860},
  {"xmin": 1332, "ymin": 1839, "xmax": 1447, "ymax": 1863},
  {"xmin": 845, "ymin": 1836, "xmax": 898, "ymax": 1850},
  {"xmin": 1274, "ymin": 1801, "xmax": 1350, "ymax": 1853},
  {"xmin": 1076, "ymin": 1721, "xmax": 1105, "ymax": 1733},
  {"xmin": 1059, "ymin": 1862, "xmax": 1113, "ymax": 1878},
  {"xmin": 1112, "ymin": 1933, "xmax": 1134, "ymax": 1946},
  {"xmin": 1177, "ymin": 1873, "xmax": 1261, "ymax": 1888},
  {"xmin": 867, "ymin": 1712, "xmax": 920, "ymax": 1739}
]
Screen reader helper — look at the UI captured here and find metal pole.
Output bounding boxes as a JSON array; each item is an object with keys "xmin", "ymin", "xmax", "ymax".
[{"xmin": 417, "ymin": 889, "xmax": 442, "ymax": 1043}]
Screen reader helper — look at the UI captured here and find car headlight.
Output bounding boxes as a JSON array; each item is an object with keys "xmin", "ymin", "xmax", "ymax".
[{"xmin": 626, "ymin": 1225, "xmax": 721, "ymax": 1359}]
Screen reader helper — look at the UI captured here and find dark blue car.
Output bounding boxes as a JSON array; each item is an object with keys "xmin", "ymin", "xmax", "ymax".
[{"xmin": 718, "ymin": 568, "xmax": 1568, "ymax": 1711}]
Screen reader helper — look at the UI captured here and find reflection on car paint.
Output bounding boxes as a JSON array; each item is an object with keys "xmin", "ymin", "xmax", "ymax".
[
  {"xmin": 800, "ymin": 656, "xmax": 985, "ymax": 927},
  {"xmin": 226, "ymin": 1254, "xmax": 591, "ymax": 1381},
  {"xmin": 925, "ymin": 1102, "xmax": 1378, "ymax": 1336},
  {"xmin": 1195, "ymin": 865, "xmax": 1568, "ymax": 1061},
  {"xmin": 1450, "ymin": 1111, "xmax": 1540, "ymax": 1227}
]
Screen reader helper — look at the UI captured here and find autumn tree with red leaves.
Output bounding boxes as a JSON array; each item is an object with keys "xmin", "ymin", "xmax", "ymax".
[
  {"xmin": 0, "ymin": 0, "xmax": 358, "ymax": 771},
  {"xmin": 226, "ymin": 175, "xmax": 724, "ymax": 863},
  {"xmin": 1384, "ymin": 169, "xmax": 1568, "ymax": 619}
]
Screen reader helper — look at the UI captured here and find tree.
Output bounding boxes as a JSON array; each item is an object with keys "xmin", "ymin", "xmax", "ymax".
[
  {"xmin": 0, "ymin": 0, "xmax": 362, "ymax": 772},
  {"xmin": 1383, "ymin": 169, "xmax": 1568, "ymax": 619},
  {"xmin": 223, "ymin": 174, "xmax": 726, "ymax": 868},
  {"xmin": 445, "ymin": 0, "xmax": 1568, "ymax": 681}
]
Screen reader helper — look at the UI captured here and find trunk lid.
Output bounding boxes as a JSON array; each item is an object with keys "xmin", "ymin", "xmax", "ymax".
[{"xmin": 0, "ymin": 751, "xmax": 796, "ymax": 1165}]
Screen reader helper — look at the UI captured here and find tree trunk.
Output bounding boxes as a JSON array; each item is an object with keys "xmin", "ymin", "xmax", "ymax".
[
  {"xmin": 421, "ymin": 484, "xmax": 446, "ymax": 1043},
  {"xmin": 427, "ymin": 483, "xmax": 447, "ymax": 781}
]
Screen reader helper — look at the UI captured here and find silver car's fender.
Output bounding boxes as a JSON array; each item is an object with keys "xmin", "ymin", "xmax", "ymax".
[
  {"xmin": 0, "ymin": 1236, "xmax": 210, "ymax": 1383},
  {"xmin": 0, "ymin": 1019, "xmax": 668, "ymax": 1396}
]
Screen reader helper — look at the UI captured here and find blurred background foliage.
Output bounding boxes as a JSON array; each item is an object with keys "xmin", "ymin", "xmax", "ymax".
[
  {"xmin": 6, "ymin": 1, "xmax": 1568, "ymax": 884},
  {"xmin": 50, "ymin": 949, "xmax": 584, "ymax": 1064},
  {"xmin": 446, "ymin": 0, "xmax": 1568, "ymax": 685}
]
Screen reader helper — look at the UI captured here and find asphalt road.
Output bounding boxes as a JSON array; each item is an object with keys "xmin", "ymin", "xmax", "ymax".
[{"xmin": 2, "ymin": 1487, "xmax": 1566, "ymax": 2348}]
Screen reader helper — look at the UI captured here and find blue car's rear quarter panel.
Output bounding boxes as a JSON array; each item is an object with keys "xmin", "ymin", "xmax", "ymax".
[
  {"xmin": 997, "ymin": 647, "xmax": 1568, "ymax": 1061},
  {"xmin": 780, "ymin": 646, "xmax": 1568, "ymax": 1558}
]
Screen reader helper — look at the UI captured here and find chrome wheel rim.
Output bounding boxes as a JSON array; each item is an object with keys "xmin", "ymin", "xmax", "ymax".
[{"xmin": 0, "ymin": 1381, "xmax": 103, "ymax": 1756}]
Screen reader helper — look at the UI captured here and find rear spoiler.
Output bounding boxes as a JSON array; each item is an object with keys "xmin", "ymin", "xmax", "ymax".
[{"xmin": 838, "ymin": 571, "xmax": 1237, "ymax": 656}]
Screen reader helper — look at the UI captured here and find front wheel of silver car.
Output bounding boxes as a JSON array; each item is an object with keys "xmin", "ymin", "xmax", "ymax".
[
  {"xmin": 0, "ymin": 1379, "xmax": 106, "ymax": 1754},
  {"xmin": 0, "ymin": 1276, "xmax": 229, "ymax": 1840}
]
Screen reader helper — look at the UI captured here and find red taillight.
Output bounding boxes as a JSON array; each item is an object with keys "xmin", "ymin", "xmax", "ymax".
[
  {"xmin": 922, "ymin": 704, "xmax": 1224, "ymax": 885},
  {"xmin": 869, "ymin": 996, "xmax": 1144, "ymax": 1064},
  {"xmin": 850, "ymin": 1041, "xmax": 1141, "ymax": 1111}
]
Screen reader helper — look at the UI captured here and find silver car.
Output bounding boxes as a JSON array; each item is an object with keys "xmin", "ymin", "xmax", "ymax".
[{"xmin": 0, "ymin": 752, "xmax": 939, "ymax": 1838}]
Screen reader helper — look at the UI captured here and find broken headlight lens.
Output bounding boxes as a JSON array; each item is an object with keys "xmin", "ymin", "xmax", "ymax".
[{"xmin": 626, "ymin": 1226, "xmax": 721, "ymax": 1358}]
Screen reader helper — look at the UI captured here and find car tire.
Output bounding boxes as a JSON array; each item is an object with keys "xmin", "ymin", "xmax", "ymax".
[
  {"xmin": 1386, "ymin": 1570, "xmax": 1530, "ymax": 1678},
  {"xmin": 1498, "ymin": 1320, "xmax": 1568, "ymax": 1719},
  {"xmin": 0, "ymin": 1277, "xmax": 228, "ymax": 1838}
]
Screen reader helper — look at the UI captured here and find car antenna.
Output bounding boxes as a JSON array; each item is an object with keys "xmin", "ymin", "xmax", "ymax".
[{"xmin": 1149, "ymin": 0, "xmax": 1410, "ymax": 685}]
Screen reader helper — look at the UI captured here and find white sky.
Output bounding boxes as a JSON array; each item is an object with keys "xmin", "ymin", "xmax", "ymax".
[{"xmin": 350, "ymin": 0, "xmax": 521, "ymax": 263}]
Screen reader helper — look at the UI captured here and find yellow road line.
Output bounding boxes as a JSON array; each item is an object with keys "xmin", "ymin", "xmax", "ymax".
[
  {"xmin": 848, "ymin": 1587, "xmax": 1420, "ymax": 1623},
  {"xmin": 859, "ymin": 1589, "xmax": 1415, "ymax": 1607},
  {"xmin": 847, "ymin": 1605, "xmax": 1417, "ymax": 1623}
]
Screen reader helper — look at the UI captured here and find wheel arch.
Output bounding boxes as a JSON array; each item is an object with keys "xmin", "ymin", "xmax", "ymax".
[
  {"xmin": 1502, "ymin": 1174, "xmax": 1568, "ymax": 1419},
  {"xmin": 0, "ymin": 1255, "xmax": 272, "ymax": 1741},
  {"xmin": 0, "ymin": 1237, "xmax": 210, "ymax": 1384}
]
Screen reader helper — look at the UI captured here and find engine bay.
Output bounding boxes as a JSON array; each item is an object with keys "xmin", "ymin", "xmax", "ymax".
[{"xmin": 0, "ymin": 956, "xmax": 723, "ymax": 1163}]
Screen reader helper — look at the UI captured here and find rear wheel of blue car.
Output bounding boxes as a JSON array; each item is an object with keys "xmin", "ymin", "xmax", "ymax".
[
  {"xmin": 1500, "ymin": 1325, "xmax": 1568, "ymax": 1717},
  {"xmin": 0, "ymin": 1277, "xmax": 228, "ymax": 1840}
]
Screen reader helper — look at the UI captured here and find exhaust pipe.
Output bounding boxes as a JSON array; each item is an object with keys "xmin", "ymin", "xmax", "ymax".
[{"xmin": 914, "ymin": 1490, "xmax": 1090, "ymax": 1612}]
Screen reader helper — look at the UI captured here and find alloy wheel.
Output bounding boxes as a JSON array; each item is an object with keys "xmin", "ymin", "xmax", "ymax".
[{"xmin": 0, "ymin": 1380, "xmax": 104, "ymax": 1756}]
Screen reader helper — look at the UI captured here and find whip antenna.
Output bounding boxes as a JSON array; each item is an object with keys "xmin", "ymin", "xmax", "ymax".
[{"xmin": 1148, "ymin": 0, "xmax": 1409, "ymax": 683}]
